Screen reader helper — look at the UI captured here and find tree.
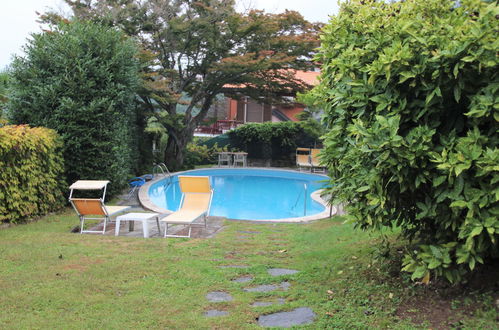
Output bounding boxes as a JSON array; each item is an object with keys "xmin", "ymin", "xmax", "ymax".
[
  {"xmin": 313, "ymin": 0, "xmax": 498, "ymax": 283},
  {"xmin": 49, "ymin": 0, "xmax": 321, "ymax": 169},
  {"xmin": 8, "ymin": 21, "xmax": 139, "ymax": 195},
  {"xmin": 0, "ymin": 71, "xmax": 8, "ymax": 124}
]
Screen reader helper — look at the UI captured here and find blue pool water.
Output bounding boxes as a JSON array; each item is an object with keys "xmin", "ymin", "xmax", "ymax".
[{"xmin": 148, "ymin": 168, "xmax": 327, "ymax": 220}]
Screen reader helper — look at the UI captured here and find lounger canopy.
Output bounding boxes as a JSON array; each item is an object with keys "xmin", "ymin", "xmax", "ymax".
[
  {"xmin": 69, "ymin": 180, "xmax": 130, "ymax": 234},
  {"xmin": 310, "ymin": 148, "xmax": 326, "ymax": 173},
  {"xmin": 296, "ymin": 148, "xmax": 312, "ymax": 170},
  {"xmin": 161, "ymin": 176, "xmax": 213, "ymax": 238}
]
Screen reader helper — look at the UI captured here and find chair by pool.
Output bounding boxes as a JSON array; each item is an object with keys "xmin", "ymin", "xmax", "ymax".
[
  {"xmin": 233, "ymin": 152, "xmax": 248, "ymax": 167},
  {"xmin": 160, "ymin": 176, "xmax": 213, "ymax": 238},
  {"xmin": 69, "ymin": 180, "xmax": 130, "ymax": 234},
  {"xmin": 296, "ymin": 148, "xmax": 312, "ymax": 171},
  {"xmin": 310, "ymin": 149, "xmax": 326, "ymax": 173},
  {"xmin": 217, "ymin": 152, "xmax": 232, "ymax": 167}
]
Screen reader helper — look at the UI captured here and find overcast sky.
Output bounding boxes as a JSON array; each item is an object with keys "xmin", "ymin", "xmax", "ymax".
[{"xmin": 0, "ymin": 0, "xmax": 339, "ymax": 70}]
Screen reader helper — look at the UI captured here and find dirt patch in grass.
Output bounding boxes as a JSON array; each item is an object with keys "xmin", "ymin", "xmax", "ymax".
[{"xmin": 395, "ymin": 261, "xmax": 499, "ymax": 329}]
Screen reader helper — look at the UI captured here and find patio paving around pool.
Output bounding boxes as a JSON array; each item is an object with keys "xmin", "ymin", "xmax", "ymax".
[{"xmin": 82, "ymin": 192, "xmax": 226, "ymax": 238}]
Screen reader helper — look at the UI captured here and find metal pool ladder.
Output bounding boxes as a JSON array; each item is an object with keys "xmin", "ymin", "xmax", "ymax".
[
  {"xmin": 153, "ymin": 163, "xmax": 173, "ymax": 185},
  {"xmin": 292, "ymin": 183, "xmax": 308, "ymax": 216}
]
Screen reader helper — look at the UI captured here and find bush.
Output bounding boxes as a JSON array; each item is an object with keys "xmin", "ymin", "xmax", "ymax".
[
  {"xmin": 7, "ymin": 21, "xmax": 139, "ymax": 196},
  {"xmin": 228, "ymin": 121, "xmax": 321, "ymax": 163},
  {"xmin": 0, "ymin": 125, "xmax": 65, "ymax": 223},
  {"xmin": 314, "ymin": 0, "xmax": 498, "ymax": 283},
  {"xmin": 183, "ymin": 140, "xmax": 229, "ymax": 169}
]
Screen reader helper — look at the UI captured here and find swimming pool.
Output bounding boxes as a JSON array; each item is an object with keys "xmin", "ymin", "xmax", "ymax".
[{"xmin": 143, "ymin": 168, "xmax": 330, "ymax": 221}]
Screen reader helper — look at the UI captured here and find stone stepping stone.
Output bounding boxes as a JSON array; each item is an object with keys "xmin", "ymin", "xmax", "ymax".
[
  {"xmin": 238, "ymin": 230, "xmax": 261, "ymax": 234},
  {"xmin": 251, "ymin": 298, "xmax": 285, "ymax": 307},
  {"xmin": 218, "ymin": 265, "xmax": 249, "ymax": 269},
  {"xmin": 232, "ymin": 275, "xmax": 253, "ymax": 283},
  {"xmin": 204, "ymin": 310, "xmax": 228, "ymax": 317},
  {"xmin": 257, "ymin": 307, "xmax": 316, "ymax": 327},
  {"xmin": 244, "ymin": 282, "xmax": 290, "ymax": 293},
  {"xmin": 267, "ymin": 268, "xmax": 299, "ymax": 276},
  {"xmin": 206, "ymin": 291, "xmax": 233, "ymax": 302}
]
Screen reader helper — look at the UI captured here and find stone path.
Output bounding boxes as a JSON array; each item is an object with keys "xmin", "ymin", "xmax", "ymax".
[
  {"xmin": 204, "ymin": 230, "xmax": 316, "ymax": 327},
  {"xmin": 257, "ymin": 307, "xmax": 316, "ymax": 327}
]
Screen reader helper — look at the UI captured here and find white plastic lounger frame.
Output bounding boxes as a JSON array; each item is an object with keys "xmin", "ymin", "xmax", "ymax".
[
  {"xmin": 161, "ymin": 176, "xmax": 213, "ymax": 238},
  {"xmin": 69, "ymin": 180, "xmax": 130, "ymax": 234}
]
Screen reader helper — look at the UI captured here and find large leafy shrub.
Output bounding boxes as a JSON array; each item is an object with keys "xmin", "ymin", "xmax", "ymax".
[
  {"xmin": 8, "ymin": 21, "xmax": 139, "ymax": 196},
  {"xmin": 183, "ymin": 141, "xmax": 229, "ymax": 169},
  {"xmin": 314, "ymin": 0, "xmax": 498, "ymax": 283},
  {"xmin": 228, "ymin": 121, "xmax": 321, "ymax": 164},
  {"xmin": 0, "ymin": 125, "xmax": 65, "ymax": 223}
]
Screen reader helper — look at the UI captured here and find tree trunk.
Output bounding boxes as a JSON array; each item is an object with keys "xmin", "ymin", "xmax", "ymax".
[
  {"xmin": 164, "ymin": 123, "xmax": 197, "ymax": 170},
  {"xmin": 163, "ymin": 94, "xmax": 216, "ymax": 170}
]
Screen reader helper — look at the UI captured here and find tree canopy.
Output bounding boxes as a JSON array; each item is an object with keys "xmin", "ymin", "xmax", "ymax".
[
  {"xmin": 8, "ymin": 21, "xmax": 140, "ymax": 195},
  {"xmin": 312, "ymin": 0, "xmax": 498, "ymax": 283},
  {"xmin": 49, "ymin": 0, "xmax": 321, "ymax": 168}
]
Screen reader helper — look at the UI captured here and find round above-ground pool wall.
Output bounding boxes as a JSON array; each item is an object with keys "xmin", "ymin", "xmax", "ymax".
[{"xmin": 139, "ymin": 168, "xmax": 334, "ymax": 222}]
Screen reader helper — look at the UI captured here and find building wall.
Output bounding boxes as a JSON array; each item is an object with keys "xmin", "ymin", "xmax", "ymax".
[{"xmin": 226, "ymin": 96, "xmax": 305, "ymax": 123}]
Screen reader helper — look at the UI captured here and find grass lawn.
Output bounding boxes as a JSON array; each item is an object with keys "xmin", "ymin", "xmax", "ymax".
[{"xmin": 0, "ymin": 210, "xmax": 497, "ymax": 329}]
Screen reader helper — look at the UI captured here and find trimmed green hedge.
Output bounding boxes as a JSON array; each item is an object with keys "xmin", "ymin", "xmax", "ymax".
[
  {"xmin": 0, "ymin": 125, "xmax": 65, "ymax": 223},
  {"xmin": 228, "ymin": 121, "xmax": 321, "ymax": 163}
]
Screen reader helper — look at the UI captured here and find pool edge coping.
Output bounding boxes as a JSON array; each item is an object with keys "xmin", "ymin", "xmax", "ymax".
[{"xmin": 138, "ymin": 167, "xmax": 335, "ymax": 223}]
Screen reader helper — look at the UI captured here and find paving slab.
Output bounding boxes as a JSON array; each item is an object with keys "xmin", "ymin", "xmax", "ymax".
[
  {"xmin": 206, "ymin": 291, "xmax": 233, "ymax": 302},
  {"xmin": 232, "ymin": 276, "xmax": 253, "ymax": 283},
  {"xmin": 257, "ymin": 307, "xmax": 316, "ymax": 327},
  {"xmin": 251, "ymin": 298, "xmax": 285, "ymax": 307},
  {"xmin": 267, "ymin": 268, "xmax": 299, "ymax": 276},
  {"xmin": 244, "ymin": 282, "xmax": 290, "ymax": 293},
  {"xmin": 204, "ymin": 310, "xmax": 229, "ymax": 317}
]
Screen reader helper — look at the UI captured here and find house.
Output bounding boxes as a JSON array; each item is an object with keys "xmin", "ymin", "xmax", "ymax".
[
  {"xmin": 225, "ymin": 70, "xmax": 320, "ymax": 123},
  {"xmin": 196, "ymin": 70, "xmax": 320, "ymax": 135}
]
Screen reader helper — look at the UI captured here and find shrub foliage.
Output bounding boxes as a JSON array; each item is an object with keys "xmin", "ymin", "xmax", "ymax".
[
  {"xmin": 0, "ymin": 125, "xmax": 65, "ymax": 223},
  {"xmin": 228, "ymin": 121, "xmax": 321, "ymax": 163},
  {"xmin": 8, "ymin": 21, "xmax": 139, "ymax": 195},
  {"xmin": 314, "ymin": 0, "xmax": 498, "ymax": 283}
]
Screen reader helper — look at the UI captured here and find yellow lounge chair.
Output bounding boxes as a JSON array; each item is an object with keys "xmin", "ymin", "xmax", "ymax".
[
  {"xmin": 160, "ymin": 176, "xmax": 213, "ymax": 238},
  {"xmin": 69, "ymin": 180, "xmax": 131, "ymax": 234},
  {"xmin": 311, "ymin": 148, "xmax": 326, "ymax": 173},
  {"xmin": 296, "ymin": 148, "xmax": 312, "ymax": 171}
]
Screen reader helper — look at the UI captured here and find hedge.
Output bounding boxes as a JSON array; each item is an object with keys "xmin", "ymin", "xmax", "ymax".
[
  {"xmin": 0, "ymin": 125, "xmax": 65, "ymax": 223},
  {"xmin": 228, "ymin": 121, "xmax": 321, "ymax": 163},
  {"xmin": 8, "ymin": 21, "xmax": 139, "ymax": 196}
]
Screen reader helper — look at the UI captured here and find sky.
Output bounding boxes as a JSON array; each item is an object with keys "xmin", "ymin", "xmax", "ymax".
[{"xmin": 0, "ymin": 0, "xmax": 339, "ymax": 70}]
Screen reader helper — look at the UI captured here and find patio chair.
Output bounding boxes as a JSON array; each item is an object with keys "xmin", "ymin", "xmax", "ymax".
[
  {"xmin": 311, "ymin": 148, "xmax": 326, "ymax": 173},
  {"xmin": 69, "ymin": 180, "xmax": 131, "ymax": 234},
  {"xmin": 160, "ymin": 176, "xmax": 213, "ymax": 238},
  {"xmin": 217, "ymin": 152, "xmax": 232, "ymax": 167},
  {"xmin": 296, "ymin": 148, "xmax": 312, "ymax": 171},
  {"xmin": 233, "ymin": 152, "xmax": 248, "ymax": 167}
]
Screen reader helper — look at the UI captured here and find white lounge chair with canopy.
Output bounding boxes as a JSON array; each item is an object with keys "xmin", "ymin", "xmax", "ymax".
[
  {"xmin": 160, "ymin": 176, "xmax": 213, "ymax": 238},
  {"xmin": 69, "ymin": 180, "xmax": 131, "ymax": 234},
  {"xmin": 296, "ymin": 148, "xmax": 312, "ymax": 171}
]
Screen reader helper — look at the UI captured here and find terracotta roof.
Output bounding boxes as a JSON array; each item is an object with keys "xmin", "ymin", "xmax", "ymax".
[
  {"xmin": 223, "ymin": 70, "xmax": 320, "ymax": 89},
  {"xmin": 293, "ymin": 70, "xmax": 320, "ymax": 86}
]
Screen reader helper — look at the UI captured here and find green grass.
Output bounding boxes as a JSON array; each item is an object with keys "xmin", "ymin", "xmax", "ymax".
[{"xmin": 0, "ymin": 210, "xmax": 497, "ymax": 329}]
